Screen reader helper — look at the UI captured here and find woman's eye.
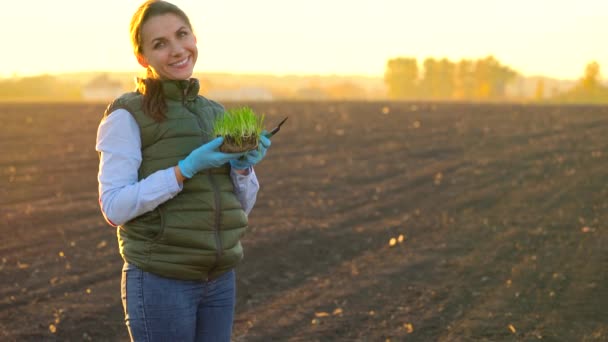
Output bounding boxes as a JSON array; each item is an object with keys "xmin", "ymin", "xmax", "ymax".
[
  {"xmin": 154, "ymin": 42, "xmax": 165, "ymax": 49},
  {"xmin": 178, "ymin": 31, "xmax": 188, "ymax": 37}
]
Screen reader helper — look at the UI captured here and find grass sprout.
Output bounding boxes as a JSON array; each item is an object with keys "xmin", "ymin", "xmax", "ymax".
[{"xmin": 213, "ymin": 106, "xmax": 265, "ymax": 147}]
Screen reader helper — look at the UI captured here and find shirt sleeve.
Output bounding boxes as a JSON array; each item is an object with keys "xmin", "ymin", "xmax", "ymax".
[
  {"xmin": 95, "ymin": 109, "xmax": 182, "ymax": 227},
  {"xmin": 230, "ymin": 167, "xmax": 260, "ymax": 215}
]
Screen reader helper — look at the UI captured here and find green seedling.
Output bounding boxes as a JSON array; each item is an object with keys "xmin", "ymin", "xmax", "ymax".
[{"xmin": 214, "ymin": 106, "xmax": 265, "ymax": 152}]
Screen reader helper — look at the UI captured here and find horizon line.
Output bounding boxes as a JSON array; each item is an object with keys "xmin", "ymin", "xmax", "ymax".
[
  {"xmin": 0, "ymin": 69, "xmax": 586, "ymax": 82},
  {"xmin": 0, "ymin": 69, "xmax": 385, "ymax": 79}
]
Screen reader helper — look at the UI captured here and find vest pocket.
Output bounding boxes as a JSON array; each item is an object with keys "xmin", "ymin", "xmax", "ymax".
[
  {"xmin": 150, "ymin": 207, "xmax": 167, "ymax": 242},
  {"xmin": 123, "ymin": 207, "xmax": 164, "ymax": 241}
]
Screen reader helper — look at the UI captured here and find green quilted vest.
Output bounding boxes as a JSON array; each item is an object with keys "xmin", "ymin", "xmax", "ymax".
[{"xmin": 102, "ymin": 78, "xmax": 248, "ymax": 280}]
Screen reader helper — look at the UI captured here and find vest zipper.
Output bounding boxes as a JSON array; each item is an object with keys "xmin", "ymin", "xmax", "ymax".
[
  {"xmin": 208, "ymin": 171, "xmax": 223, "ymax": 276},
  {"xmin": 182, "ymin": 87, "xmax": 221, "ymax": 279},
  {"xmin": 182, "ymin": 79, "xmax": 196, "ymax": 106}
]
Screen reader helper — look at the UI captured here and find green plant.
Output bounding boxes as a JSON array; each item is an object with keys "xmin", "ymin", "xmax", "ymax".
[{"xmin": 213, "ymin": 106, "xmax": 265, "ymax": 152}]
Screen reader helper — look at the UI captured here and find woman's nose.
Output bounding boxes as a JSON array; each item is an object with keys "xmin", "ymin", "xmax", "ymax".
[{"xmin": 170, "ymin": 42, "xmax": 185, "ymax": 56}]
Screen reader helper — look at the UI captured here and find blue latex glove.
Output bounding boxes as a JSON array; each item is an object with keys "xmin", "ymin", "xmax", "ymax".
[
  {"xmin": 178, "ymin": 137, "xmax": 245, "ymax": 178},
  {"xmin": 230, "ymin": 133, "xmax": 272, "ymax": 170}
]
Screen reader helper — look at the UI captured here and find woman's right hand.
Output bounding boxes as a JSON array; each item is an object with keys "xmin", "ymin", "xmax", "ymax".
[{"xmin": 178, "ymin": 137, "xmax": 245, "ymax": 178}]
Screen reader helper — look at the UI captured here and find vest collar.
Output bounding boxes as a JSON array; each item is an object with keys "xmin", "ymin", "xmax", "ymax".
[
  {"xmin": 161, "ymin": 78, "xmax": 200, "ymax": 102},
  {"xmin": 136, "ymin": 78, "xmax": 200, "ymax": 102}
]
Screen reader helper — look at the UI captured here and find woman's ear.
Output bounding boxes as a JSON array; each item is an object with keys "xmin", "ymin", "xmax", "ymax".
[{"xmin": 136, "ymin": 54, "xmax": 149, "ymax": 68}]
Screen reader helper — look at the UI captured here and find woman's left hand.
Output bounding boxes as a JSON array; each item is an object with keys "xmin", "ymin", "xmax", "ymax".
[{"xmin": 230, "ymin": 133, "xmax": 271, "ymax": 170}]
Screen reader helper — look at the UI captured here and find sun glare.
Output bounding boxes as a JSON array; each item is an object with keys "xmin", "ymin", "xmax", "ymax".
[{"xmin": 0, "ymin": 0, "xmax": 606, "ymax": 80}]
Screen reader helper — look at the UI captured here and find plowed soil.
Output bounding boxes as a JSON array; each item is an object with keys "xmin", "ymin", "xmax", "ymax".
[{"xmin": 1, "ymin": 101, "xmax": 606, "ymax": 341}]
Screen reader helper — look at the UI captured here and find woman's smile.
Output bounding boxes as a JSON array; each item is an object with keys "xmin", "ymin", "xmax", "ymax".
[{"xmin": 170, "ymin": 56, "xmax": 190, "ymax": 67}]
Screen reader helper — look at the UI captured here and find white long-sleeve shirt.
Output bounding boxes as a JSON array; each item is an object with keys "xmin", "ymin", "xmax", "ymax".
[{"xmin": 95, "ymin": 108, "xmax": 259, "ymax": 227}]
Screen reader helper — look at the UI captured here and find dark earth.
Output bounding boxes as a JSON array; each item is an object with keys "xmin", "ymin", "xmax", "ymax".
[{"xmin": 1, "ymin": 101, "xmax": 607, "ymax": 341}]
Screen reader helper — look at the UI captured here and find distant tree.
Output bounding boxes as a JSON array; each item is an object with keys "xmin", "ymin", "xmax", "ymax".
[
  {"xmin": 384, "ymin": 57, "xmax": 419, "ymax": 100},
  {"xmin": 472, "ymin": 56, "xmax": 517, "ymax": 99},
  {"xmin": 491, "ymin": 59, "xmax": 518, "ymax": 98},
  {"xmin": 453, "ymin": 59, "xmax": 476, "ymax": 100},
  {"xmin": 437, "ymin": 58, "xmax": 456, "ymax": 99},
  {"xmin": 473, "ymin": 58, "xmax": 492, "ymax": 99},
  {"xmin": 581, "ymin": 61, "xmax": 600, "ymax": 91},
  {"xmin": 419, "ymin": 58, "xmax": 438, "ymax": 99},
  {"xmin": 556, "ymin": 61, "xmax": 608, "ymax": 103},
  {"xmin": 419, "ymin": 58, "xmax": 456, "ymax": 100}
]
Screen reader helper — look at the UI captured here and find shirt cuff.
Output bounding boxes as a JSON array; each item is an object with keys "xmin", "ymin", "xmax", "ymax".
[
  {"xmin": 231, "ymin": 166, "xmax": 252, "ymax": 178},
  {"xmin": 163, "ymin": 167, "xmax": 183, "ymax": 195}
]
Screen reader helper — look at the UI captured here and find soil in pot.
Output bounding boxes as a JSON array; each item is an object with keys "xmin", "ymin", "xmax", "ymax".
[{"xmin": 219, "ymin": 135, "xmax": 259, "ymax": 153}]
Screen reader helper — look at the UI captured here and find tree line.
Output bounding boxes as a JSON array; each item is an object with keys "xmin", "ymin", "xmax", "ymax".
[
  {"xmin": 1, "ymin": 59, "xmax": 606, "ymax": 103},
  {"xmin": 0, "ymin": 75, "xmax": 82, "ymax": 101},
  {"xmin": 384, "ymin": 56, "xmax": 517, "ymax": 100},
  {"xmin": 384, "ymin": 56, "xmax": 608, "ymax": 103}
]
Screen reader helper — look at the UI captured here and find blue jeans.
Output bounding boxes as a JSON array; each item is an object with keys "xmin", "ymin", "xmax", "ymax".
[{"xmin": 121, "ymin": 262, "xmax": 236, "ymax": 342}]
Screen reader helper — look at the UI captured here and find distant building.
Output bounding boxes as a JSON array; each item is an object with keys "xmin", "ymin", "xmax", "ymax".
[
  {"xmin": 82, "ymin": 74, "xmax": 125, "ymax": 101},
  {"xmin": 505, "ymin": 76, "xmax": 576, "ymax": 99},
  {"xmin": 295, "ymin": 86, "xmax": 329, "ymax": 100},
  {"xmin": 206, "ymin": 87, "xmax": 273, "ymax": 101}
]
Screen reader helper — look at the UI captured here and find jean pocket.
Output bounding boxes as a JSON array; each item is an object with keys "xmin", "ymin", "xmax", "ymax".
[{"xmin": 211, "ymin": 269, "xmax": 235, "ymax": 285}]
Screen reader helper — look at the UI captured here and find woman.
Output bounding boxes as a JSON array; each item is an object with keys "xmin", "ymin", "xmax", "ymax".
[{"xmin": 95, "ymin": 1, "xmax": 271, "ymax": 340}]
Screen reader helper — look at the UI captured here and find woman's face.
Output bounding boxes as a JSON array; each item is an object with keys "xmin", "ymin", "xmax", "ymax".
[{"xmin": 138, "ymin": 13, "xmax": 197, "ymax": 80}]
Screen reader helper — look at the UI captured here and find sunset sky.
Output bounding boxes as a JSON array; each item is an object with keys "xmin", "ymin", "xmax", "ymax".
[{"xmin": 2, "ymin": 0, "xmax": 607, "ymax": 80}]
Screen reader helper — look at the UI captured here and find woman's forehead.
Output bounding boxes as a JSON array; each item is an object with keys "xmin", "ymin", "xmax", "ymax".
[{"xmin": 141, "ymin": 13, "xmax": 189, "ymax": 43}]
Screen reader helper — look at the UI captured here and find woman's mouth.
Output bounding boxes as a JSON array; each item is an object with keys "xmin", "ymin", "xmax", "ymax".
[{"xmin": 170, "ymin": 56, "xmax": 190, "ymax": 67}]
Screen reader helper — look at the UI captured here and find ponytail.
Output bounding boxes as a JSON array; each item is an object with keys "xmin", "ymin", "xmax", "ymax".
[{"xmin": 136, "ymin": 68, "xmax": 167, "ymax": 122}]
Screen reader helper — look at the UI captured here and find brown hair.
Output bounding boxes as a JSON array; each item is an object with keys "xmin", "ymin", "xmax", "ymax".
[{"xmin": 130, "ymin": 0, "xmax": 193, "ymax": 121}]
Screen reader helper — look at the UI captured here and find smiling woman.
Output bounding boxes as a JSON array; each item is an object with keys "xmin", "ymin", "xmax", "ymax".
[{"xmin": 94, "ymin": 1, "xmax": 273, "ymax": 341}]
